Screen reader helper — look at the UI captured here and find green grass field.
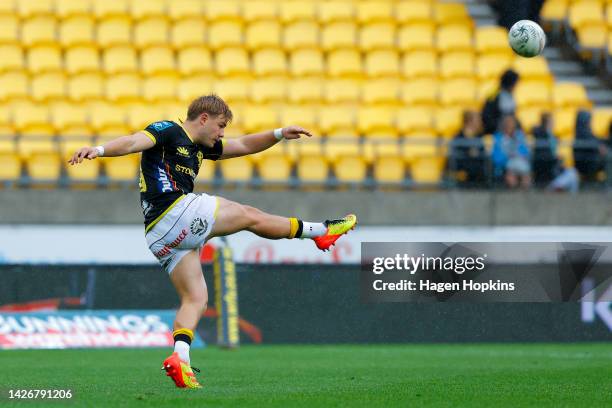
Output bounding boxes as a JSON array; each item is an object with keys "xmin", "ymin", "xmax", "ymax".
[{"xmin": 1, "ymin": 344, "xmax": 611, "ymax": 407}]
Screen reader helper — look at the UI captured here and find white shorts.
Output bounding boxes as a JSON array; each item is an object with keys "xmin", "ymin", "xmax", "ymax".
[{"xmin": 145, "ymin": 193, "xmax": 218, "ymax": 274}]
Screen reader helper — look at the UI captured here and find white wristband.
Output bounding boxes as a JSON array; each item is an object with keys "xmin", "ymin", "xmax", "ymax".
[
  {"xmin": 95, "ymin": 145, "xmax": 105, "ymax": 157},
  {"xmin": 273, "ymin": 128, "xmax": 284, "ymax": 141}
]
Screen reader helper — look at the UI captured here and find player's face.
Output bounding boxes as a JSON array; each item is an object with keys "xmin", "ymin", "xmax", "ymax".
[{"xmin": 199, "ymin": 114, "xmax": 228, "ymax": 147}]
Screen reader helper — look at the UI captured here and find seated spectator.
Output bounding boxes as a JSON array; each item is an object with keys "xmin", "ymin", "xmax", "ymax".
[
  {"xmin": 492, "ymin": 115, "xmax": 531, "ymax": 189},
  {"xmin": 450, "ymin": 111, "xmax": 486, "ymax": 186},
  {"xmin": 531, "ymin": 112, "xmax": 560, "ymax": 184},
  {"xmin": 481, "ymin": 69, "xmax": 520, "ymax": 134},
  {"xmin": 573, "ymin": 111, "xmax": 607, "ymax": 180}
]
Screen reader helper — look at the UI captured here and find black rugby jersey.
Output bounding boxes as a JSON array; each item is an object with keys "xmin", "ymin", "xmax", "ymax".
[{"xmin": 139, "ymin": 120, "xmax": 223, "ymax": 231}]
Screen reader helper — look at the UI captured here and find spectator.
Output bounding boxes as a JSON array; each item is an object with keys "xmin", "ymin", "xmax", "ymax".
[
  {"xmin": 531, "ymin": 112, "xmax": 560, "ymax": 184},
  {"xmin": 482, "ymin": 69, "xmax": 520, "ymax": 134},
  {"xmin": 492, "ymin": 115, "xmax": 531, "ymax": 189},
  {"xmin": 450, "ymin": 111, "xmax": 486, "ymax": 186},
  {"xmin": 573, "ymin": 111, "xmax": 607, "ymax": 180}
]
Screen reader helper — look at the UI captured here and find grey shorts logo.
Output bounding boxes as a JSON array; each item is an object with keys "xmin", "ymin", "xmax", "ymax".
[{"xmin": 190, "ymin": 217, "xmax": 208, "ymax": 236}]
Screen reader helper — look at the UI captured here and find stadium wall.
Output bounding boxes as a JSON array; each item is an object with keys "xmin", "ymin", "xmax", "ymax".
[{"xmin": 1, "ymin": 190, "xmax": 612, "ymax": 225}]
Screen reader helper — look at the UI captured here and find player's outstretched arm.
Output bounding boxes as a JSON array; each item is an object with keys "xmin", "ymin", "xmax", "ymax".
[
  {"xmin": 220, "ymin": 126, "xmax": 312, "ymax": 159},
  {"xmin": 67, "ymin": 131, "xmax": 155, "ymax": 165}
]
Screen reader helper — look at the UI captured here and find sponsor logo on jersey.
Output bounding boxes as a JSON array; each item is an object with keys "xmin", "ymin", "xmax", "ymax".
[
  {"xmin": 175, "ymin": 164, "xmax": 196, "ymax": 178},
  {"xmin": 177, "ymin": 146, "xmax": 190, "ymax": 157},
  {"xmin": 154, "ymin": 228, "xmax": 189, "ymax": 258},
  {"xmin": 151, "ymin": 121, "xmax": 174, "ymax": 132},
  {"xmin": 190, "ymin": 218, "xmax": 208, "ymax": 236},
  {"xmin": 197, "ymin": 151, "xmax": 203, "ymax": 167},
  {"xmin": 141, "ymin": 200, "xmax": 152, "ymax": 216},
  {"xmin": 157, "ymin": 167, "xmax": 173, "ymax": 192}
]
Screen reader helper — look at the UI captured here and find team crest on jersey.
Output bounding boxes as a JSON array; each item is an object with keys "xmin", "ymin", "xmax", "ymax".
[
  {"xmin": 177, "ymin": 146, "xmax": 190, "ymax": 157},
  {"xmin": 190, "ymin": 217, "xmax": 208, "ymax": 236},
  {"xmin": 197, "ymin": 151, "xmax": 203, "ymax": 167},
  {"xmin": 151, "ymin": 121, "xmax": 173, "ymax": 132}
]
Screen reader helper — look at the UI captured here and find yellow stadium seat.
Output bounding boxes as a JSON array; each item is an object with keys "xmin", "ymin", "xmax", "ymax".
[
  {"xmin": 130, "ymin": 0, "xmax": 165, "ymax": 20},
  {"xmin": 435, "ymin": 107, "xmax": 463, "ymax": 138},
  {"xmin": 214, "ymin": 78, "xmax": 250, "ymax": 104},
  {"xmin": 0, "ymin": 72, "xmax": 29, "ymax": 101},
  {"xmin": 592, "ymin": 108, "xmax": 612, "ymax": 138},
  {"xmin": 89, "ymin": 102, "xmax": 128, "ymax": 136},
  {"xmin": 402, "ymin": 51, "xmax": 438, "ymax": 79},
  {"xmin": 168, "ymin": 0, "xmax": 203, "ymax": 21},
  {"xmin": 258, "ymin": 152, "xmax": 292, "ymax": 184},
  {"xmin": 569, "ymin": 1, "xmax": 604, "ymax": 29},
  {"xmin": 65, "ymin": 46, "xmax": 99, "ymax": 75},
  {"xmin": 552, "ymin": 82, "xmax": 591, "ymax": 109},
  {"xmin": 220, "ymin": 157, "xmax": 254, "ymax": 183},
  {"xmin": 410, "ymin": 156, "xmax": 446, "ymax": 185},
  {"xmin": 106, "ymin": 73, "xmax": 142, "ymax": 103},
  {"xmin": 400, "ymin": 79, "xmax": 438, "ymax": 107},
  {"xmin": 127, "ymin": 103, "xmax": 167, "ymax": 131},
  {"xmin": 0, "ymin": 0, "xmax": 14, "ymax": 16},
  {"xmin": 205, "ymin": 0, "xmax": 241, "ymax": 23},
  {"xmin": 0, "ymin": 15, "xmax": 19, "ymax": 44},
  {"xmin": 360, "ymin": 22, "xmax": 395, "ymax": 51},
  {"xmin": 104, "ymin": 155, "xmax": 139, "ymax": 182},
  {"xmin": 541, "ymin": 0, "xmax": 568, "ymax": 23},
  {"xmin": 171, "ymin": 18, "xmax": 206, "ymax": 49},
  {"xmin": 18, "ymin": 138, "xmax": 56, "ymax": 158},
  {"xmin": 27, "ymin": 45, "xmax": 62, "ymax": 74},
  {"xmin": 476, "ymin": 54, "xmax": 513, "ymax": 80},
  {"xmin": 475, "ymin": 26, "xmax": 511, "ymax": 55},
  {"xmin": 297, "ymin": 155, "xmax": 329, "ymax": 185},
  {"xmin": 13, "ymin": 102, "xmax": 54, "ymax": 137},
  {"xmin": 65, "ymin": 152, "xmax": 100, "ymax": 184},
  {"xmin": 398, "ymin": 23, "xmax": 435, "ymax": 52},
  {"xmin": 517, "ymin": 107, "xmax": 545, "ymax": 133},
  {"xmin": 324, "ymin": 78, "xmax": 360, "ymax": 104},
  {"xmin": 208, "ymin": 21, "xmax": 243, "ymax": 50},
  {"xmin": 142, "ymin": 75, "xmax": 178, "ymax": 102},
  {"xmin": 287, "ymin": 138, "xmax": 323, "ymax": 162},
  {"xmin": 290, "ymin": 49, "xmax": 324, "ymax": 77},
  {"xmin": 97, "ymin": 17, "xmax": 131, "ymax": 48},
  {"xmin": 26, "ymin": 152, "xmax": 62, "ymax": 183},
  {"xmin": 280, "ymin": 105, "xmax": 319, "ymax": 135},
  {"xmin": 437, "ymin": 25, "xmax": 473, "ymax": 53},
  {"xmin": 246, "ymin": 21, "xmax": 281, "ymax": 50},
  {"xmin": 440, "ymin": 52, "xmax": 475, "ymax": 79},
  {"xmin": 31, "ymin": 73, "xmax": 67, "ymax": 102},
  {"xmin": 56, "ymin": 0, "xmax": 91, "ymax": 19},
  {"xmin": 252, "ymin": 49, "xmax": 287, "ymax": 77},
  {"xmin": 396, "ymin": 2, "xmax": 431, "ymax": 25},
  {"xmin": 373, "ymin": 153, "xmax": 405, "ymax": 185},
  {"xmin": 60, "ymin": 16, "xmax": 95, "ymax": 48},
  {"xmin": 250, "ymin": 79, "xmax": 287, "ymax": 104},
  {"xmin": 397, "ymin": 107, "xmax": 435, "ymax": 138},
  {"xmin": 512, "ymin": 56, "xmax": 551, "ymax": 83},
  {"xmin": 607, "ymin": 5, "xmax": 612, "ymax": 29},
  {"xmin": 358, "ymin": 106, "xmax": 397, "ymax": 138},
  {"xmin": 22, "ymin": 16, "xmax": 57, "ymax": 47},
  {"xmin": 357, "ymin": 1, "xmax": 393, "ymax": 24},
  {"xmin": 102, "ymin": 46, "xmax": 137, "ymax": 75},
  {"xmin": 141, "ymin": 46, "xmax": 176, "ymax": 76},
  {"xmin": 327, "ymin": 50, "xmax": 362, "ymax": 78},
  {"xmin": 51, "ymin": 102, "xmax": 91, "ymax": 137},
  {"xmin": 280, "ymin": 1, "xmax": 316, "ymax": 23},
  {"xmin": 68, "ymin": 73, "xmax": 104, "ymax": 102},
  {"xmin": 322, "ymin": 22, "xmax": 357, "ymax": 51},
  {"xmin": 365, "ymin": 50, "xmax": 400, "ymax": 78},
  {"xmin": 18, "ymin": 0, "xmax": 53, "ymax": 18},
  {"xmin": 333, "ymin": 154, "xmax": 367, "ymax": 184},
  {"xmin": 434, "ymin": 3, "xmax": 471, "ymax": 26},
  {"xmin": 319, "ymin": 1, "xmax": 354, "ymax": 24},
  {"xmin": 0, "ymin": 104, "xmax": 14, "ymax": 135},
  {"xmin": 576, "ymin": 23, "xmax": 607, "ymax": 49},
  {"xmin": 553, "ymin": 108, "xmax": 578, "ymax": 139},
  {"xmin": 215, "ymin": 48, "xmax": 250, "ymax": 77},
  {"xmin": 0, "ymin": 152, "xmax": 21, "ymax": 181},
  {"xmin": 134, "ymin": 17, "xmax": 169, "ymax": 49},
  {"xmin": 515, "ymin": 81, "xmax": 552, "ymax": 109},
  {"xmin": 439, "ymin": 78, "xmax": 477, "ymax": 108},
  {"xmin": 93, "ymin": 0, "xmax": 129, "ymax": 19},
  {"xmin": 402, "ymin": 139, "xmax": 438, "ymax": 162},
  {"xmin": 243, "ymin": 105, "xmax": 278, "ymax": 133},
  {"xmin": 0, "ymin": 45, "xmax": 23, "ymax": 72},
  {"xmin": 287, "ymin": 79, "xmax": 323, "ymax": 104},
  {"xmin": 319, "ymin": 106, "xmax": 356, "ymax": 138},
  {"xmin": 177, "ymin": 47, "xmax": 213, "ymax": 76},
  {"xmin": 284, "ymin": 21, "xmax": 319, "ymax": 50},
  {"xmin": 177, "ymin": 76, "xmax": 214, "ymax": 102},
  {"xmin": 477, "ymin": 79, "xmax": 498, "ymax": 103},
  {"xmin": 362, "ymin": 79, "xmax": 399, "ymax": 105},
  {"xmin": 243, "ymin": 1, "xmax": 277, "ymax": 22}
]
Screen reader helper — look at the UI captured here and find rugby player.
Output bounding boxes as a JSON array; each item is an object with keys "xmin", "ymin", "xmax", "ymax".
[{"xmin": 68, "ymin": 94, "xmax": 357, "ymax": 389}]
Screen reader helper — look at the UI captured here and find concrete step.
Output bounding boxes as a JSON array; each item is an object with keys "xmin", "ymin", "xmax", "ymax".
[
  {"xmin": 554, "ymin": 75, "xmax": 606, "ymax": 89},
  {"xmin": 549, "ymin": 60, "xmax": 584, "ymax": 76},
  {"xmin": 587, "ymin": 89, "xmax": 612, "ymax": 105}
]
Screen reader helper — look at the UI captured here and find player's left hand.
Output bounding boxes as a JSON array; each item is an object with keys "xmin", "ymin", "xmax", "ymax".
[{"xmin": 282, "ymin": 126, "xmax": 313, "ymax": 140}]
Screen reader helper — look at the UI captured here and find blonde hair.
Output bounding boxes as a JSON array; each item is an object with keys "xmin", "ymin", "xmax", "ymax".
[{"xmin": 187, "ymin": 94, "xmax": 233, "ymax": 122}]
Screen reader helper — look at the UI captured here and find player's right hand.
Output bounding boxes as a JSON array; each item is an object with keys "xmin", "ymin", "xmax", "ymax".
[{"xmin": 68, "ymin": 147, "xmax": 99, "ymax": 165}]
